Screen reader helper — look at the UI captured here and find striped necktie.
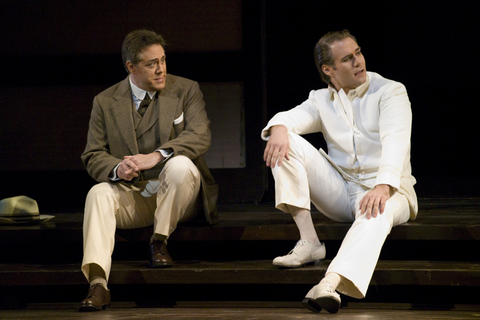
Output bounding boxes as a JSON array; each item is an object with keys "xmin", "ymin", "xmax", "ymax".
[{"xmin": 138, "ymin": 93, "xmax": 152, "ymax": 117}]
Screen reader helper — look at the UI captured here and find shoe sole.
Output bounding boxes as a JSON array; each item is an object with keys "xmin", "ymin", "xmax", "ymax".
[
  {"xmin": 272, "ymin": 259, "xmax": 323, "ymax": 268},
  {"xmin": 301, "ymin": 297, "xmax": 322, "ymax": 313},
  {"xmin": 315, "ymin": 296, "xmax": 340, "ymax": 314},
  {"xmin": 149, "ymin": 262, "xmax": 174, "ymax": 268},
  {"xmin": 79, "ymin": 303, "xmax": 110, "ymax": 312}
]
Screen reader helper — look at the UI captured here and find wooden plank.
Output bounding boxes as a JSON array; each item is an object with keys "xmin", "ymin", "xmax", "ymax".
[
  {"xmin": 0, "ymin": 199, "xmax": 479, "ymax": 244},
  {"xmin": 1, "ymin": 260, "xmax": 479, "ymax": 287}
]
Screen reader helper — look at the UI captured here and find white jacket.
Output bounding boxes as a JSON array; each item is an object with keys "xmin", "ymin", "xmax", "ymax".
[{"xmin": 261, "ymin": 72, "xmax": 418, "ymax": 219}]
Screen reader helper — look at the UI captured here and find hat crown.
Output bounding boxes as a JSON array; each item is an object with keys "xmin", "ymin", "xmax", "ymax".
[{"xmin": 0, "ymin": 196, "xmax": 39, "ymax": 217}]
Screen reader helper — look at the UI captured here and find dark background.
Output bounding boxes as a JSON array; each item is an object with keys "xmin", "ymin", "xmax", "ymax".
[{"xmin": 1, "ymin": 0, "xmax": 478, "ymax": 213}]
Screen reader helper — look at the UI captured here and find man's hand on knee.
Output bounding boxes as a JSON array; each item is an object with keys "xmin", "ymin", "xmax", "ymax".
[
  {"xmin": 264, "ymin": 125, "xmax": 290, "ymax": 168},
  {"xmin": 359, "ymin": 184, "xmax": 391, "ymax": 219}
]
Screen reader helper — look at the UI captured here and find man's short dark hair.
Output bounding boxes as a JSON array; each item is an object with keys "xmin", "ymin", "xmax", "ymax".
[
  {"xmin": 121, "ymin": 30, "xmax": 167, "ymax": 73},
  {"xmin": 313, "ymin": 30, "xmax": 357, "ymax": 85}
]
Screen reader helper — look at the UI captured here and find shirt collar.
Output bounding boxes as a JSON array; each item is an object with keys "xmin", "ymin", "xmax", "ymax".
[
  {"xmin": 129, "ymin": 76, "xmax": 156, "ymax": 100},
  {"xmin": 328, "ymin": 73, "xmax": 370, "ymax": 101}
]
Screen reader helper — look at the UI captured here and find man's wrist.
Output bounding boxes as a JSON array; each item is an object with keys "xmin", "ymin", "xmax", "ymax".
[
  {"xmin": 376, "ymin": 184, "xmax": 396, "ymax": 196},
  {"xmin": 154, "ymin": 151, "xmax": 163, "ymax": 164},
  {"xmin": 270, "ymin": 125, "xmax": 287, "ymax": 134}
]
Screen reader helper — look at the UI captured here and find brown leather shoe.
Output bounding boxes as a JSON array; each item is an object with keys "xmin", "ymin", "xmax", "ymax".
[
  {"xmin": 79, "ymin": 283, "xmax": 111, "ymax": 312},
  {"xmin": 149, "ymin": 240, "xmax": 174, "ymax": 268}
]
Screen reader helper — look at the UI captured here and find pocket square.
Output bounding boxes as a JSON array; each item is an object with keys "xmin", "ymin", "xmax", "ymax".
[{"xmin": 173, "ymin": 113, "xmax": 184, "ymax": 125}]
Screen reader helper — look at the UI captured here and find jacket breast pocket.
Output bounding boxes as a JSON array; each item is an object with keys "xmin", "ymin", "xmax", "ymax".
[{"xmin": 173, "ymin": 112, "xmax": 184, "ymax": 137}]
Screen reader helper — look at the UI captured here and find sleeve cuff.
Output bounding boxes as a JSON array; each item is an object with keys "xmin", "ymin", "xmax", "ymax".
[
  {"xmin": 375, "ymin": 171, "xmax": 401, "ymax": 190},
  {"xmin": 108, "ymin": 162, "xmax": 122, "ymax": 181},
  {"xmin": 157, "ymin": 149, "xmax": 174, "ymax": 163}
]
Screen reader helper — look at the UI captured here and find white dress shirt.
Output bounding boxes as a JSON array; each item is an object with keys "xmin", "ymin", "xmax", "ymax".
[{"xmin": 129, "ymin": 78, "xmax": 156, "ymax": 110}]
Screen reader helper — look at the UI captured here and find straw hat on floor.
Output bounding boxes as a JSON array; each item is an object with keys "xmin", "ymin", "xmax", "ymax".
[{"xmin": 0, "ymin": 195, "xmax": 54, "ymax": 225}]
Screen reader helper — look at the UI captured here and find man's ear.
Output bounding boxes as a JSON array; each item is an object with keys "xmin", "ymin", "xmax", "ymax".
[
  {"xmin": 126, "ymin": 61, "xmax": 136, "ymax": 74},
  {"xmin": 322, "ymin": 64, "xmax": 332, "ymax": 76}
]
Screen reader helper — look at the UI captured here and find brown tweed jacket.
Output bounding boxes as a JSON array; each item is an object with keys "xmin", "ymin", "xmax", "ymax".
[{"xmin": 81, "ymin": 74, "xmax": 218, "ymax": 224}]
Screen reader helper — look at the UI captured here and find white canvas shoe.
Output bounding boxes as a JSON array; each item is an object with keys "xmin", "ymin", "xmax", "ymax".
[
  {"xmin": 272, "ymin": 239, "xmax": 325, "ymax": 268},
  {"xmin": 302, "ymin": 282, "xmax": 341, "ymax": 314}
]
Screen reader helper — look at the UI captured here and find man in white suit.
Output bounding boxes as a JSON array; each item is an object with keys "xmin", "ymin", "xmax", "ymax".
[{"xmin": 262, "ymin": 30, "xmax": 417, "ymax": 314}]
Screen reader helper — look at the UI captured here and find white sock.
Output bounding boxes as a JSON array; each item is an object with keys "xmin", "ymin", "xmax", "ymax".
[
  {"xmin": 90, "ymin": 276, "xmax": 108, "ymax": 290},
  {"xmin": 320, "ymin": 272, "xmax": 342, "ymax": 290},
  {"xmin": 88, "ymin": 263, "xmax": 109, "ymax": 290},
  {"xmin": 291, "ymin": 208, "xmax": 321, "ymax": 246}
]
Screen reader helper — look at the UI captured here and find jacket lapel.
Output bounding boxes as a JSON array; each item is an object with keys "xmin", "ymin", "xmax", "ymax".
[
  {"xmin": 158, "ymin": 87, "xmax": 179, "ymax": 144},
  {"xmin": 110, "ymin": 77, "xmax": 139, "ymax": 155}
]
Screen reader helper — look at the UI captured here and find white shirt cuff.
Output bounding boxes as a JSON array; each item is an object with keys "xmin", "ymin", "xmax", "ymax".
[
  {"xmin": 109, "ymin": 162, "xmax": 122, "ymax": 181},
  {"xmin": 157, "ymin": 149, "xmax": 173, "ymax": 163}
]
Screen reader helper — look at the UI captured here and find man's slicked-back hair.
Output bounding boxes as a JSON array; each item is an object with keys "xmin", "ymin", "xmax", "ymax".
[
  {"xmin": 121, "ymin": 30, "xmax": 167, "ymax": 73},
  {"xmin": 313, "ymin": 30, "xmax": 357, "ymax": 85}
]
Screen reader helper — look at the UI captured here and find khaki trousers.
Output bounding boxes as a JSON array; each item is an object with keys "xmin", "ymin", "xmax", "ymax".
[
  {"xmin": 272, "ymin": 133, "xmax": 410, "ymax": 299},
  {"xmin": 81, "ymin": 156, "xmax": 201, "ymax": 282}
]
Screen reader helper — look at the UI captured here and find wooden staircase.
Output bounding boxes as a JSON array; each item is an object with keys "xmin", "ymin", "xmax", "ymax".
[{"xmin": 1, "ymin": 198, "xmax": 479, "ymax": 308}]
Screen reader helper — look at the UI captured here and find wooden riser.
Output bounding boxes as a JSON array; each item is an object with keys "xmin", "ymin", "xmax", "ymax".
[
  {"xmin": 1, "ymin": 198, "xmax": 479, "ymax": 246},
  {"xmin": 1, "ymin": 260, "xmax": 479, "ymax": 287}
]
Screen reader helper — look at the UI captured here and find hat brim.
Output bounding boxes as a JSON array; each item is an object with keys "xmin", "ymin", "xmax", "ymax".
[{"xmin": 0, "ymin": 215, "xmax": 55, "ymax": 225}]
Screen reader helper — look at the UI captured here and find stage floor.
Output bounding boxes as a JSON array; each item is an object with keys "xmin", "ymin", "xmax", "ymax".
[{"xmin": 1, "ymin": 302, "xmax": 480, "ymax": 319}]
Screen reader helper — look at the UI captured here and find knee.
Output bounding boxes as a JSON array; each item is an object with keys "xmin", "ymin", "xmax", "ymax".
[
  {"xmin": 287, "ymin": 132, "xmax": 306, "ymax": 152},
  {"xmin": 85, "ymin": 183, "xmax": 117, "ymax": 209},
  {"xmin": 161, "ymin": 156, "xmax": 200, "ymax": 186},
  {"xmin": 87, "ymin": 182, "xmax": 114, "ymax": 199},
  {"xmin": 277, "ymin": 132, "xmax": 313, "ymax": 165},
  {"xmin": 386, "ymin": 193, "xmax": 410, "ymax": 227},
  {"xmin": 271, "ymin": 133, "xmax": 309, "ymax": 176}
]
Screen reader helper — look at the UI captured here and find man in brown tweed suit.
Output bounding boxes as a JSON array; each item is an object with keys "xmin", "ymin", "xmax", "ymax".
[{"xmin": 79, "ymin": 29, "xmax": 218, "ymax": 312}]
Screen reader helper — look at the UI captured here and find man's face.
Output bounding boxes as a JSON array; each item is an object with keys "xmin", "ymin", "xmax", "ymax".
[
  {"xmin": 323, "ymin": 37, "xmax": 366, "ymax": 93},
  {"xmin": 127, "ymin": 44, "xmax": 167, "ymax": 92}
]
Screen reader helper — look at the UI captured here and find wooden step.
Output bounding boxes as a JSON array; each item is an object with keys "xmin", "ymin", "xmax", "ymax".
[
  {"xmin": 1, "ymin": 260, "xmax": 479, "ymax": 287},
  {"xmin": 1, "ymin": 198, "xmax": 479, "ymax": 244},
  {"xmin": 1, "ymin": 199, "xmax": 479, "ymax": 308}
]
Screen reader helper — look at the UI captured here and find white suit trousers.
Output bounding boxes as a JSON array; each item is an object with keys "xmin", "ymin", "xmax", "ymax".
[
  {"xmin": 272, "ymin": 133, "xmax": 410, "ymax": 299},
  {"xmin": 81, "ymin": 155, "xmax": 201, "ymax": 282}
]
